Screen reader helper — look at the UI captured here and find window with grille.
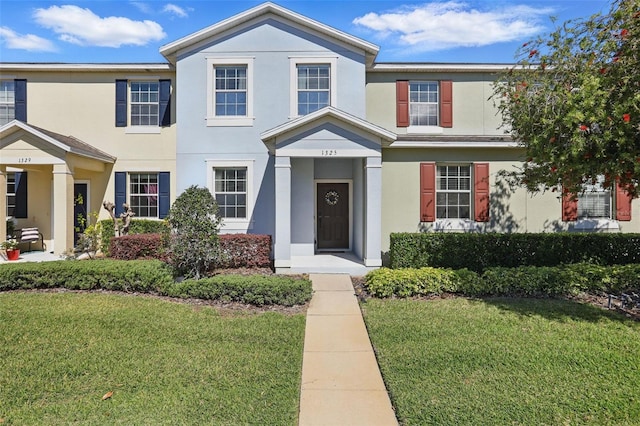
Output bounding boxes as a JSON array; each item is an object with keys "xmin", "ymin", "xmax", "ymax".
[
  {"xmin": 129, "ymin": 173, "xmax": 158, "ymax": 218},
  {"xmin": 297, "ymin": 64, "xmax": 330, "ymax": 115},
  {"xmin": 0, "ymin": 81, "xmax": 15, "ymax": 126},
  {"xmin": 578, "ymin": 176, "xmax": 611, "ymax": 219},
  {"xmin": 215, "ymin": 66, "xmax": 247, "ymax": 116},
  {"xmin": 130, "ymin": 82, "xmax": 159, "ymax": 126},
  {"xmin": 214, "ymin": 168, "xmax": 247, "ymax": 219},
  {"xmin": 409, "ymin": 81, "xmax": 438, "ymax": 126},
  {"xmin": 6, "ymin": 172, "xmax": 15, "ymax": 217},
  {"xmin": 436, "ymin": 165, "xmax": 471, "ymax": 219}
]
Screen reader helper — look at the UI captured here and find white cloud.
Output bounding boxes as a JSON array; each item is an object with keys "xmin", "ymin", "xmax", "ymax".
[
  {"xmin": 353, "ymin": 1, "xmax": 553, "ymax": 52},
  {"xmin": 162, "ymin": 4, "xmax": 189, "ymax": 18},
  {"xmin": 33, "ymin": 5, "xmax": 166, "ymax": 48},
  {"xmin": 0, "ymin": 26, "xmax": 57, "ymax": 52},
  {"xmin": 131, "ymin": 2, "xmax": 153, "ymax": 14}
]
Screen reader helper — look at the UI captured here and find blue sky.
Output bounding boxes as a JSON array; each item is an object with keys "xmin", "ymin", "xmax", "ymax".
[{"xmin": 0, "ymin": 0, "xmax": 611, "ymax": 64}]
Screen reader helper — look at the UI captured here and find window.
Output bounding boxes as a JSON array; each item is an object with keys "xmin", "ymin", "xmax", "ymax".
[
  {"xmin": 215, "ymin": 66, "xmax": 247, "ymax": 116},
  {"xmin": 129, "ymin": 173, "xmax": 159, "ymax": 218},
  {"xmin": 206, "ymin": 57, "xmax": 254, "ymax": 126},
  {"xmin": 6, "ymin": 172, "xmax": 15, "ymax": 216},
  {"xmin": 289, "ymin": 57, "xmax": 337, "ymax": 117},
  {"xmin": 297, "ymin": 65, "xmax": 330, "ymax": 115},
  {"xmin": 130, "ymin": 82, "xmax": 159, "ymax": 126},
  {"xmin": 578, "ymin": 176, "xmax": 611, "ymax": 219},
  {"xmin": 410, "ymin": 82, "xmax": 438, "ymax": 126},
  {"xmin": 214, "ymin": 168, "xmax": 247, "ymax": 219},
  {"xmin": 436, "ymin": 165, "xmax": 471, "ymax": 219},
  {"xmin": 0, "ymin": 81, "xmax": 15, "ymax": 126}
]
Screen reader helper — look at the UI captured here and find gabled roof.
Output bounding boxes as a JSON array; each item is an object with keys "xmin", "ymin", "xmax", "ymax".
[
  {"xmin": 0, "ymin": 120, "xmax": 116, "ymax": 163},
  {"xmin": 261, "ymin": 106, "xmax": 396, "ymax": 144},
  {"xmin": 160, "ymin": 2, "xmax": 379, "ymax": 64}
]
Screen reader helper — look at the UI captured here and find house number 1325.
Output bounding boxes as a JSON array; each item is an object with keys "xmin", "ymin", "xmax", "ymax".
[{"xmin": 321, "ymin": 150, "xmax": 337, "ymax": 156}]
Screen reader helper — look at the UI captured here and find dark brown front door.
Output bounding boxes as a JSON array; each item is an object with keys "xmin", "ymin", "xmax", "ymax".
[{"xmin": 317, "ymin": 183, "xmax": 349, "ymax": 250}]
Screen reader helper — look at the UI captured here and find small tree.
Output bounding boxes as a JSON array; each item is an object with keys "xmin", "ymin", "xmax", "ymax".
[{"xmin": 166, "ymin": 186, "xmax": 223, "ymax": 279}]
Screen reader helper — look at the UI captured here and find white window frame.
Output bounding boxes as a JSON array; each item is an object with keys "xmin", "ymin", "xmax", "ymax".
[
  {"xmin": 0, "ymin": 80, "xmax": 15, "ymax": 126},
  {"xmin": 206, "ymin": 160, "xmax": 254, "ymax": 230},
  {"xmin": 435, "ymin": 164, "xmax": 472, "ymax": 220},
  {"xmin": 6, "ymin": 172, "xmax": 15, "ymax": 217},
  {"xmin": 578, "ymin": 175, "xmax": 612, "ymax": 220},
  {"xmin": 407, "ymin": 80, "xmax": 444, "ymax": 135},
  {"xmin": 289, "ymin": 56, "xmax": 337, "ymax": 118},
  {"xmin": 125, "ymin": 76, "xmax": 161, "ymax": 134},
  {"xmin": 206, "ymin": 57, "xmax": 254, "ymax": 127},
  {"xmin": 128, "ymin": 172, "xmax": 160, "ymax": 219}
]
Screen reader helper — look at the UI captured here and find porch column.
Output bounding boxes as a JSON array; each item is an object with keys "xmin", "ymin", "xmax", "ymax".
[
  {"xmin": 274, "ymin": 156, "xmax": 291, "ymax": 268},
  {"xmin": 53, "ymin": 164, "xmax": 74, "ymax": 255},
  {"xmin": 0, "ymin": 166, "xmax": 6, "ymax": 242},
  {"xmin": 364, "ymin": 156, "xmax": 382, "ymax": 267}
]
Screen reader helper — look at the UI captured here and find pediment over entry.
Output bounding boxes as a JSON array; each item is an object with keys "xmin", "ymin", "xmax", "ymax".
[{"xmin": 261, "ymin": 106, "xmax": 396, "ymax": 157}]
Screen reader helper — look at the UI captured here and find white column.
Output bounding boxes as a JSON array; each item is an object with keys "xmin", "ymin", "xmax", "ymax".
[
  {"xmin": 274, "ymin": 156, "xmax": 291, "ymax": 268},
  {"xmin": 53, "ymin": 164, "xmax": 74, "ymax": 255},
  {"xmin": 0, "ymin": 166, "xmax": 6, "ymax": 242},
  {"xmin": 364, "ymin": 156, "xmax": 382, "ymax": 267}
]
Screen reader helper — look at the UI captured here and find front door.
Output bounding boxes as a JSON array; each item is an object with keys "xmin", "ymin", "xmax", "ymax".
[
  {"xmin": 317, "ymin": 182, "xmax": 349, "ymax": 250},
  {"xmin": 74, "ymin": 183, "xmax": 88, "ymax": 245}
]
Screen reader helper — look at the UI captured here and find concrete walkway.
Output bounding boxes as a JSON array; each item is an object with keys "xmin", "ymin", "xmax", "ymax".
[{"xmin": 299, "ymin": 274, "xmax": 398, "ymax": 426}]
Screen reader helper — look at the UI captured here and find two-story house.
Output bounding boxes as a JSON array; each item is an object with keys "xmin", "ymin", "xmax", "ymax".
[{"xmin": 1, "ymin": 2, "xmax": 638, "ymax": 270}]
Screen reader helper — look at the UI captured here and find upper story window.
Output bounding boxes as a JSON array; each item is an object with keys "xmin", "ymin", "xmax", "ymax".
[
  {"xmin": 215, "ymin": 66, "xmax": 247, "ymax": 116},
  {"xmin": 115, "ymin": 79, "xmax": 170, "ymax": 132},
  {"xmin": 297, "ymin": 65, "xmax": 330, "ymax": 115},
  {"xmin": 0, "ymin": 80, "xmax": 15, "ymax": 126},
  {"xmin": 289, "ymin": 57, "xmax": 337, "ymax": 118},
  {"xmin": 410, "ymin": 82, "xmax": 438, "ymax": 126},
  {"xmin": 578, "ymin": 175, "xmax": 611, "ymax": 219},
  {"xmin": 206, "ymin": 57, "xmax": 254, "ymax": 127},
  {"xmin": 396, "ymin": 80, "xmax": 452, "ymax": 132}
]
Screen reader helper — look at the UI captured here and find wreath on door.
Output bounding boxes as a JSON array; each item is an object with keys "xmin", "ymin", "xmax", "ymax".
[{"xmin": 325, "ymin": 190, "xmax": 339, "ymax": 206}]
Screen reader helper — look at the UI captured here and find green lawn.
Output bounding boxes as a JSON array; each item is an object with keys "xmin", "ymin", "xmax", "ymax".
[
  {"xmin": 362, "ymin": 297, "xmax": 640, "ymax": 425},
  {"xmin": 0, "ymin": 292, "xmax": 306, "ymax": 425}
]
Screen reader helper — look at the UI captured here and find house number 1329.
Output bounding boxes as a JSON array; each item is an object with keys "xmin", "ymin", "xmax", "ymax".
[{"xmin": 321, "ymin": 150, "xmax": 337, "ymax": 156}]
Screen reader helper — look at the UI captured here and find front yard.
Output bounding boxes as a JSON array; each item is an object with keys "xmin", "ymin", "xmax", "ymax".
[
  {"xmin": 0, "ymin": 292, "xmax": 305, "ymax": 425},
  {"xmin": 362, "ymin": 297, "xmax": 640, "ymax": 425}
]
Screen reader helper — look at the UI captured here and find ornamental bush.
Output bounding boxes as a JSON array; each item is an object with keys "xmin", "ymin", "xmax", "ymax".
[
  {"xmin": 218, "ymin": 234, "xmax": 272, "ymax": 269},
  {"xmin": 99, "ymin": 219, "xmax": 169, "ymax": 255},
  {"xmin": 109, "ymin": 233, "xmax": 167, "ymax": 261},
  {"xmin": 166, "ymin": 186, "xmax": 223, "ymax": 279}
]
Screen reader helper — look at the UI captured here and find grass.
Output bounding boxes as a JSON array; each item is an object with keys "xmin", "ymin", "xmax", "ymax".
[
  {"xmin": 362, "ymin": 297, "xmax": 640, "ymax": 425},
  {"xmin": 0, "ymin": 292, "xmax": 306, "ymax": 425}
]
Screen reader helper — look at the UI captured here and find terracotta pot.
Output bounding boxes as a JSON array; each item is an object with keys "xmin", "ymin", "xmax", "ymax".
[{"xmin": 6, "ymin": 249, "xmax": 20, "ymax": 261}]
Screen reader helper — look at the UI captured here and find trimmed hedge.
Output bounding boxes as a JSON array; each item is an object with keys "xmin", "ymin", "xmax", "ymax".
[
  {"xmin": 109, "ymin": 233, "xmax": 167, "ymax": 261},
  {"xmin": 390, "ymin": 232, "xmax": 640, "ymax": 271},
  {"xmin": 100, "ymin": 219, "xmax": 169, "ymax": 255},
  {"xmin": 364, "ymin": 264, "xmax": 640, "ymax": 298},
  {"xmin": 163, "ymin": 274, "xmax": 312, "ymax": 306},
  {"xmin": 0, "ymin": 260, "xmax": 312, "ymax": 306},
  {"xmin": 219, "ymin": 234, "xmax": 272, "ymax": 268}
]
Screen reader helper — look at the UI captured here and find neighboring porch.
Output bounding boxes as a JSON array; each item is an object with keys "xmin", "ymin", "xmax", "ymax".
[
  {"xmin": 0, "ymin": 121, "xmax": 115, "ymax": 255},
  {"xmin": 261, "ymin": 107, "xmax": 396, "ymax": 273}
]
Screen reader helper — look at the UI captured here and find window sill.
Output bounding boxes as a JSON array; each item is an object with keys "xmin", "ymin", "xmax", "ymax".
[
  {"xmin": 206, "ymin": 117, "xmax": 254, "ymax": 127},
  {"xmin": 125, "ymin": 126, "xmax": 161, "ymax": 134},
  {"xmin": 434, "ymin": 219, "xmax": 478, "ymax": 231},
  {"xmin": 407, "ymin": 125, "xmax": 444, "ymax": 135},
  {"xmin": 220, "ymin": 219, "xmax": 253, "ymax": 231},
  {"xmin": 574, "ymin": 219, "xmax": 620, "ymax": 230}
]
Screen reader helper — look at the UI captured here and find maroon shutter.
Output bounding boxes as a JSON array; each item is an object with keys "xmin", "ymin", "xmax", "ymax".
[
  {"xmin": 396, "ymin": 80, "xmax": 409, "ymax": 127},
  {"xmin": 420, "ymin": 163, "xmax": 436, "ymax": 222},
  {"xmin": 474, "ymin": 163, "xmax": 489, "ymax": 222},
  {"xmin": 440, "ymin": 80, "xmax": 453, "ymax": 128},
  {"xmin": 616, "ymin": 183, "xmax": 632, "ymax": 221},
  {"xmin": 562, "ymin": 190, "xmax": 578, "ymax": 221}
]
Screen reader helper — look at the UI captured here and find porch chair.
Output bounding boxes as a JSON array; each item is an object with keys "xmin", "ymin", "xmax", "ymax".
[{"xmin": 18, "ymin": 227, "xmax": 46, "ymax": 252}]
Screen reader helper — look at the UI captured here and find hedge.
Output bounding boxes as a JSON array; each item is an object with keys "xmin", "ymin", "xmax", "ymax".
[
  {"xmin": 219, "ymin": 234, "xmax": 272, "ymax": 268},
  {"xmin": 99, "ymin": 219, "xmax": 169, "ymax": 255},
  {"xmin": 109, "ymin": 233, "xmax": 167, "ymax": 261},
  {"xmin": 390, "ymin": 232, "xmax": 640, "ymax": 271},
  {"xmin": 364, "ymin": 264, "xmax": 640, "ymax": 298},
  {"xmin": 0, "ymin": 260, "xmax": 312, "ymax": 306}
]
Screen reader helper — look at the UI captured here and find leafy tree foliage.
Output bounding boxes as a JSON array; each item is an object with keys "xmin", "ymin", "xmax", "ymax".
[
  {"xmin": 166, "ymin": 186, "xmax": 223, "ymax": 279},
  {"xmin": 493, "ymin": 0, "xmax": 640, "ymax": 197}
]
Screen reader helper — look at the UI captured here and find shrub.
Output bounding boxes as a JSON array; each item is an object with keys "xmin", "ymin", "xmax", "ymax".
[
  {"xmin": 0, "ymin": 259, "xmax": 173, "ymax": 292},
  {"xmin": 364, "ymin": 267, "xmax": 464, "ymax": 298},
  {"xmin": 166, "ymin": 186, "xmax": 223, "ymax": 279},
  {"xmin": 161, "ymin": 274, "xmax": 312, "ymax": 306},
  {"xmin": 390, "ymin": 232, "xmax": 640, "ymax": 271},
  {"xmin": 100, "ymin": 219, "xmax": 169, "ymax": 255},
  {"xmin": 218, "ymin": 234, "xmax": 272, "ymax": 268},
  {"xmin": 109, "ymin": 233, "xmax": 167, "ymax": 261}
]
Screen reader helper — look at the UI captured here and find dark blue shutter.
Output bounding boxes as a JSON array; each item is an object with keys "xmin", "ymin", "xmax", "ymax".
[
  {"xmin": 115, "ymin": 172, "xmax": 126, "ymax": 216},
  {"xmin": 158, "ymin": 172, "xmax": 170, "ymax": 219},
  {"xmin": 14, "ymin": 172, "xmax": 28, "ymax": 218},
  {"xmin": 159, "ymin": 80, "xmax": 171, "ymax": 127},
  {"xmin": 14, "ymin": 79, "xmax": 27, "ymax": 122},
  {"xmin": 115, "ymin": 80, "xmax": 127, "ymax": 127}
]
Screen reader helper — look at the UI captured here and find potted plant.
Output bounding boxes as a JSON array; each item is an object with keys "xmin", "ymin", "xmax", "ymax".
[{"xmin": 1, "ymin": 238, "xmax": 20, "ymax": 261}]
